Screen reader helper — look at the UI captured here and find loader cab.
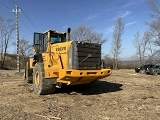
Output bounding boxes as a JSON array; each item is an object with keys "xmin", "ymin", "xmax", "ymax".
[{"xmin": 33, "ymin": 30, "xmax": 66, "ymax": 53}]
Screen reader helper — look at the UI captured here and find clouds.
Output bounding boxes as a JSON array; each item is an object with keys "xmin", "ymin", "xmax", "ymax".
[
  {"xmin": 105, "ymin": 21, "xmax": 137, "ymax": 35},
  {"xmin": 105, "ymin": 16, "xmax": 137, "ymax": 35},
  {"xmin": 121, "ymin": 11, "xmax": 131, "ymax": 18},
  {"xmin": 111, "ymin": 10, "xmax": 132, "ymax": 21},
  {"xmin": 85, "ymin": 14, "xmax": 99, "ymax": 21},
  {"xmin": 125, "ymin": 21, "xmax": 137, "ymax": 27}
]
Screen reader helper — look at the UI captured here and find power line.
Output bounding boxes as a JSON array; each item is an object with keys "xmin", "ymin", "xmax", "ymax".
[
  {"xmin": 0, "ymin": 1, "xmax": 11, "ymax": 10},
  {"xmin": 10, "ymin": 0, "xmax": 17, "ymax": 5},
  {"xmin": 22, "ymin": 11, "xmax": 39, "ymax": 32},
  {"xmin": 1, "ymin": 0, "xmax": 39, "ymax": 33},
  {"xmin": 8, "ymin": 0, "xmax": 36, "ymax": 33},
  {"xmin": 9, "ymin": 0, "xmax": 39, "ymax": 32},
  {"xmin": 0, "ymin": 1, "xmax": 39, "ymax": 36},
  {"xmin": 19, "ymin": 17, "xmax": 33, "ymax": 33},
  {"xmin": 9, "ymin": 0, "xmax": 15, "ymax": 5}
]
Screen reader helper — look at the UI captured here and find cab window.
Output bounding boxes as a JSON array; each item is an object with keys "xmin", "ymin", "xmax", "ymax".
[
  {"xmin": 51, "ymin": 35, "xmax": 62, "ymax": 43},
  {"xmin": 50, "ymin": 31, "xmax": 66, "ymax": 43}
]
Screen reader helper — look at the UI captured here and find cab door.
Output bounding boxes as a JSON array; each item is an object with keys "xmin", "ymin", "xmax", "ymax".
[{"xmin": 34, "ymin": 32, "xmax": 45, "ymax": 53}]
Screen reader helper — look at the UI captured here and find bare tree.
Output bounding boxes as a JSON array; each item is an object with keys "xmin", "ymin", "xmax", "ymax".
[
  {"xmin": 133, "ymin": 31, "xmax": 156, "ymax": 64},
  {"xmin": 13, "ymin": 39, "xmax": 33, "ymax": 68},
  {"xmin": 0, "ymin": 16, "xmax": 4, "ymax": 61},
  {"xmin": 143, "ymin": 31, "xmax": 160, "ymax": 63},
  {"xmin": 71, "ymin": 24, "xmax": 106, "ymax": 44},
  {"xmin": 0, "ymin": 16, "xmax": 15, "ymax": 69},
  {"xmin": 148, "ymin": 0, "xmax": 160, "ymax": 19},
  {"xmin": 147, "ymin": 0, "xmax": 160, "ymax": 62},
  {"xmin": 144, "ymin": 31, "xmax": 154, "ymax": 63},
  {"xmin": 103, "ymin": 54, "xmax": 113, "ymax": 68},
  {"xmin": 147, "ymin": 19, "xmax": 160, "ymax": 47},
  {"xmin": 111, "ymin": 17, "xmax": 124, "ymax": 69},
  {"xmin": 133, "ymin": 32, "xmax": 142, "ymax": 64},
  {"xmin": 145, "ymin": 20, "xmax": 160, "ymax": 62},
  {"xmin": 147, "ymin": 0, "xmax": 160, "ymax": 47},
  {"xmin": 133, "ymin": 32, "xmax": 147, "ymax": 64}
]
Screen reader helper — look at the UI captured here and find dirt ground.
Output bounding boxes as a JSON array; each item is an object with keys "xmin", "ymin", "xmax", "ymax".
[{"xmin": 0, "ymin": 69, "xmax": 160, "ymax": 120}]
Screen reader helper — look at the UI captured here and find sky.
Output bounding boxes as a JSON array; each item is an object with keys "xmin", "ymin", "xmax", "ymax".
[{"xmin": 0, "ymin": 0, "xmax": 153, "ymax": 60}]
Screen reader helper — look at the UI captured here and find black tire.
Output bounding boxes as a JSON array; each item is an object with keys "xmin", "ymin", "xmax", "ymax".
[
  {"xmin": 33, "ymin": 63, "xmax": 56, "ymax": 95},
  {"xmin": 24, "ymin": 62, "xmax": 33, "ymax": 83},
  {"xmin": 135, "ymin": 67, "xmax": 140, "ymax": 73}
]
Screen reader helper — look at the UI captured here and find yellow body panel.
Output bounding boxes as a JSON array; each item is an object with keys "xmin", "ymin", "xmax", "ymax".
[
  {"xmin": 42, "ymin": 67, "xmax": 111, "ymax": 85},
  {"xmin": 29, "ymin": 58, "xmax": 34, "ymax": 69},
  {"xmin": 44, "ymin": 41, "xmax": 72, "ymax": 69},
  {"xmin": 57, "ymin": 69, "xmax": 111, "ymax": 85},
  {"xmin": 42, "ymin": 41, "xmax": 72, "ymax": 78}
]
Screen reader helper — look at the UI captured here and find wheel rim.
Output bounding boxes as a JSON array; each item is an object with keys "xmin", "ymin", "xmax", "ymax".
[{"xmin": 35, "ymin": 71, "xmax": 40, "ymax": 87}]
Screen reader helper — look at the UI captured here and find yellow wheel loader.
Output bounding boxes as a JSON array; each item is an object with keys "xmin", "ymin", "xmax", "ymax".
[{"xmin": 24, "ymin": 28, "xmax": 111, "ymax": 95}]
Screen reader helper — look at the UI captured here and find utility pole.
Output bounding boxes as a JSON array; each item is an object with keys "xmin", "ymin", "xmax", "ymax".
[{"xmin": 11, "ymin": 5, "xmax": 21, "ymax": 73}]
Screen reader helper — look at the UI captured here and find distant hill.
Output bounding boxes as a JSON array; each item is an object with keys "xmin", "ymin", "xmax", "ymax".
[
  {"xmin": 1, "ymin": 53, "xmax": 159, "ymax": 70},
  {"xmin": 0, "ymin": 54, "xmax": 26, "ymax": 70}
]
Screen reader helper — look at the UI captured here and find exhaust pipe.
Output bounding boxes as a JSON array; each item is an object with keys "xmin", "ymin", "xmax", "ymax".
[{"xmin": 66, "ymin": 28, "xmax": 71, "ymax": 41}]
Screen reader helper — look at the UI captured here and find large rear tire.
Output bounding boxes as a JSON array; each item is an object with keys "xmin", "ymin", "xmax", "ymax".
[
  {"xmin": 33, "ymin": 63, "xmax": 56, "ymax": 95},
  {"xmin": 24, "ymin": 62, "xmax": 33, "ymax": 83}
]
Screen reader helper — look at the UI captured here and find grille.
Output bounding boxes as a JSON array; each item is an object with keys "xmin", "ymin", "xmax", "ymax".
[{"xmin": 69, "ymin": 41, "xmax": 101, "ymax": 70}]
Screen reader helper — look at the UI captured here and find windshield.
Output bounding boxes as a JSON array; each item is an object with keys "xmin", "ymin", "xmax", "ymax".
[
  {"xmin": 50, "ymin": 32, "xmax": 66, "ymax": 43},
  {"xmin": 51, "ymin": 35, "xmax": 61, "ymax": 43}
]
